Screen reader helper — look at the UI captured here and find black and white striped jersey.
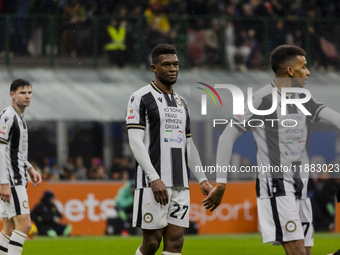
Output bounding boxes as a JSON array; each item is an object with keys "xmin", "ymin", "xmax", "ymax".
[
  {"xmin": 0, "ymin": 105, "xmax": 29, "ymax": 187},
  {"xmin": 232, "ymin": 81, "xmax": 325, "ymax": 199},
  {"xmin": 126, "ymin": 82, "xmax": 191, "ymax": 189}
]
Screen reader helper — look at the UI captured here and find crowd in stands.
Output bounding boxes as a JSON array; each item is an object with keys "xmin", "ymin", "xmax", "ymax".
[
  {"xmin": 30, "ymin": 155, "xmax": 134, "ymax": 181},
  {"xmin": 1, "ymin": 0, "xmax": 340, "ymax": 70},
  {"xmin": 1, "ymin": 0, "xmax": 340, "ymax": 19}
]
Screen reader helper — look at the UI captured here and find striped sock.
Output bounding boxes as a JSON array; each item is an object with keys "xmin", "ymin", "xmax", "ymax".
[
  {"xmin": 8, "ymin": 230, "xmax": 26, "ymax": 255},
  {"xmin": 0, "ymin": 232, "xmax": 10, "ymax": 254}
]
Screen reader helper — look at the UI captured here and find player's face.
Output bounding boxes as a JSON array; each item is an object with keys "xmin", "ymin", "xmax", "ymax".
[
  {"xmin": 290, "ymin": 55, "xmax": 310, "ymax": 87},
  {"xmin": 11, "ymin": 86, "xmax": 32, "ymax": 110},
  {"xmin": 152, "ymin": 54, "xmax": 179, "ymax": 87}
]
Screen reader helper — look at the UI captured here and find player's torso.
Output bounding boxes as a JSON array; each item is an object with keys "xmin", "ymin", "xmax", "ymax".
[
  {"xmin": 133, "ymin": 83, "xmax": 190, "ymax": 188},
  {"xmin": 0, "ymin": 106, "xmax": 29, "ymax": 185},
  {"xmin": 250, "ymin": 87, "xmax": 311, "ymax": 199},
  {"xmin": 254, "ymin": 92, "xmax": 310, "ymax": 167},
  {"xmin": 144, "ymin": 90, "xmax": 188, "ymax": 149}
]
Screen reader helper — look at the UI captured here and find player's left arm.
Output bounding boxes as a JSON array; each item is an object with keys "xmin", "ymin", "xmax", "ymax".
[
  {"xmin": 186, "ymin": 137, "xmax": 213, "ymax": 197},
  {"xmin": 318, "ymin": 107, "xmax": 340, "ymax": 129},
  {"xmin": 27, "ymin": 161, "xmax": 42, "ymax": 187}
]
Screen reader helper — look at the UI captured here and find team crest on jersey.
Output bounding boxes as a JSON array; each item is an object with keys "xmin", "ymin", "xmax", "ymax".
[
  {"xmin": 157, "ymin": 97, "xmax": 162, "ymax": 103},
  {"xmin": 144, "ymin": 213, "xmax": 153, "ymax": 223},
  {"xmin": 131, "ymin": 96, "xmax": 135, "ymax": 103},
  {"xmin": 285, "ymin": 221, "xmax": 296, "ymax": 232},
  {"xmin": 175, "ymin": 97, "xmax": 182, "ymax": 106},
  {"xmin": 22, "ymin": 200, "xmax": 29, "ymax": 209}
]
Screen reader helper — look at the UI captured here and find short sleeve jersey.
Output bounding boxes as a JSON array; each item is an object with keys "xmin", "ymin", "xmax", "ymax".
[
  {"xmin": 232, "ymin": 81, "xmax": 325, "ymax": 199},
  {"xmin": 126, "ymin": 82, "xmax": 191, "ymax": 189},
  {"xmin": 0, "ymin": 105, "xmax": 29, "ymax": 187}
]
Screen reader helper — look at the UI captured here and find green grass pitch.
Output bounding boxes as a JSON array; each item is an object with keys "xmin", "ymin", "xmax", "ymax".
[{"xmin": 23, "ymin": 233, "xmax": 340, "ymax": 255}]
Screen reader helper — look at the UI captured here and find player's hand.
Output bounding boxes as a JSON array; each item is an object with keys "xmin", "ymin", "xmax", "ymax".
[
  {"xmin": 0, "ymin": 183, "xmax": 11, "ymax": 202},
  {"xmin": 28, "ymin": 167, "xmax": 42, "ymax": 187},
  {"xmin": 200, "ymin": 180, "xmax": 213, "ymax": 197},
  {"xmin": 151, "ymin": 179, "xmax": 169, "ymax": 206},
  {"xmin": 202, "ymin": 183, "xmax": 226, "ymax": 212}
]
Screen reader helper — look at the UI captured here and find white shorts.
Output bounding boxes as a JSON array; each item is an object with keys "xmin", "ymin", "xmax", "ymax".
[
  {"xmin": 257, "ymin": 196, "xmax": 313, "ymax": 247},
  {"xmin": 133, "ymin": 187, "xmax": 190, "ymax": 229},
  {"xmin": 0, "ymin": 186, "xmax": 30, "ymax": 219}
]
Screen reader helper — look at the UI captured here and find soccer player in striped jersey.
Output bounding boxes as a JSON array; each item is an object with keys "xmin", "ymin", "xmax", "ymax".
[
  {"xmin": 0, "ymin": 79, "xmax": 42, "ymax": 255},
  {"xmin": 126, "ymin": 44, "xmax": 212, "ymax": 255},
  {"xmin": 203, "ymin": 45, "xmax": 340, "ymax": 255}
]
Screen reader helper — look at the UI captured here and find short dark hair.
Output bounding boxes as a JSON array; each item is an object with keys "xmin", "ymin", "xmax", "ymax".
[
  {"xmin": 151, "ymin": 44, "xmax": 177, "ymax": 64},
  {"xmin": 270, "ymin": 45, "xmax": 306, "ymax": 73},
  {"xmin": 10, "ymin": 79, "xmax": 31, "ymax": 92}
]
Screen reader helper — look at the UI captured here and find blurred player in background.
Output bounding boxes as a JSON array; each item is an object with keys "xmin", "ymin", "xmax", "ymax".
[
  {"xmin": 31, "ymin": 190, "xmax": 72, "ymax": 237},
  {"xmin": 0, "ymin": 79, "xmax": 42, "ymax": 255},
  {"xmin": 203, "ymin": 45, "xmax": 340, "ymax": 255},
  {"xmin": 126, "ymin": 44, "xmax": 212, "ymax": 255}
]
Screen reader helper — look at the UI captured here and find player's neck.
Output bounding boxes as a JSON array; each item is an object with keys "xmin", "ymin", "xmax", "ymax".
[
  {"xmin": 12, "ymin": 103, "xmax": 25, "ymax": 115},
  {"xmin": 274, "ymin": 77, "xmax": 293, "ymax": 91},
  {"xmin": 155, "ymin": 82, "xmax": 173, "ymax": 94}
]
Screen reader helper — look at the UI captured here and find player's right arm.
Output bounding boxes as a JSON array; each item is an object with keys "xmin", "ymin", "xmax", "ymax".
[
  {"xmin": 203, "ymin": 124, "xmax": 241, "ymax": 211},
  {"xmin": 126, "ymin": 93, "xmax": 169, "ymax": 206},
  {"xmin": 128, "ymin": 129, "xmax": 169, "ymax": 205},
  {"xmin": 0, "ymin": 110, "xmax": 11, "ymax": 202},
  {"xmin": 0, "ymin": 143, "xmax": 10, "ymax": 202}
]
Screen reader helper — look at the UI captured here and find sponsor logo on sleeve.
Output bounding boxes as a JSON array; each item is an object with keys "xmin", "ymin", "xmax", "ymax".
[
  {"xmin": 128, "ymin": 109, "xmax": 135, "ymax": 119},
  {"xmin": 0, "ymin": 126, "xmax": 6, "ymax": 135}
]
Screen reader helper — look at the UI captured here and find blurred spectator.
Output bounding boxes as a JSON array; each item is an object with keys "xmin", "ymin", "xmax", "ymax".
[
  {"xmin": 75, "ymin": 156, "xmax": 87, "ymax": 180},
  {"xmin": 106, "ymin": 180, "xmax": 135, "ymax": 235},
  {"xmin": 144, "ymin": 1, "xmax": 170, "ymax": 34},
  {"xmin": 225, "ymin": 20, "xmax": 251, "ymax": 71},
  {"xmin": 104, "ymin": 18, "xmax": 128, "ymax": 67},
  {"xmin": 60, "ymin": 0, "xmax": 88, "ymax": 57},
  {"xmin": 49, "ymin": 162, "xmax": 62, "ymax": 180},
  {"xmin": 14, "ymin": 0, "xmax": 30, "ymax": 56},
  {"xmin": 265, "ymin": 0, "xmax": 284, "ymax": 16},
  {"xmin": 269, "ymin": 19, "xmax": 288, "ymax": 51},
  {"xmin": 204, "ymin": 19, "xmax": 222, "ymax": 67},
  {"xmin": 142, "ymin": 1, "xmax": 173, "ymax": 66},
  {"xmin": 31, "ymin": 190, "xmax": 72, "ymax": 237},
  {"xmin": 62, "ymin": 157, "xmax": 76, "ymax": 180},
  {"xmin": 319, "ymin": 36, "xmax": 340, "ymax": 71},
  {"xmin": 239, "ymin": 3, "xmax": 263, "ymax": 69},
  {"xmin": 110, "ymin": 156, "xmax": 131, "ymax": 180},
  {"xmin": 88, "ymin": 157, "xmax": 106, "ymax": 180},
  {"xmin": 187, "ymin": 21, "xmax": 207, "ymax": 67},
  {"xmin": 249, "ymin": 0, "xmax": 269, "ymax": 17},
  {"xmin": 0, "ymin": 0, "xmax": 17, "ymax": 54},
  {"xmin": 96, "ymin": 165, "xmax": 109, "ymax": 180},
  {"xmin": 41, "ymin": 159, "xmax": 49, "ymax": 181}
]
